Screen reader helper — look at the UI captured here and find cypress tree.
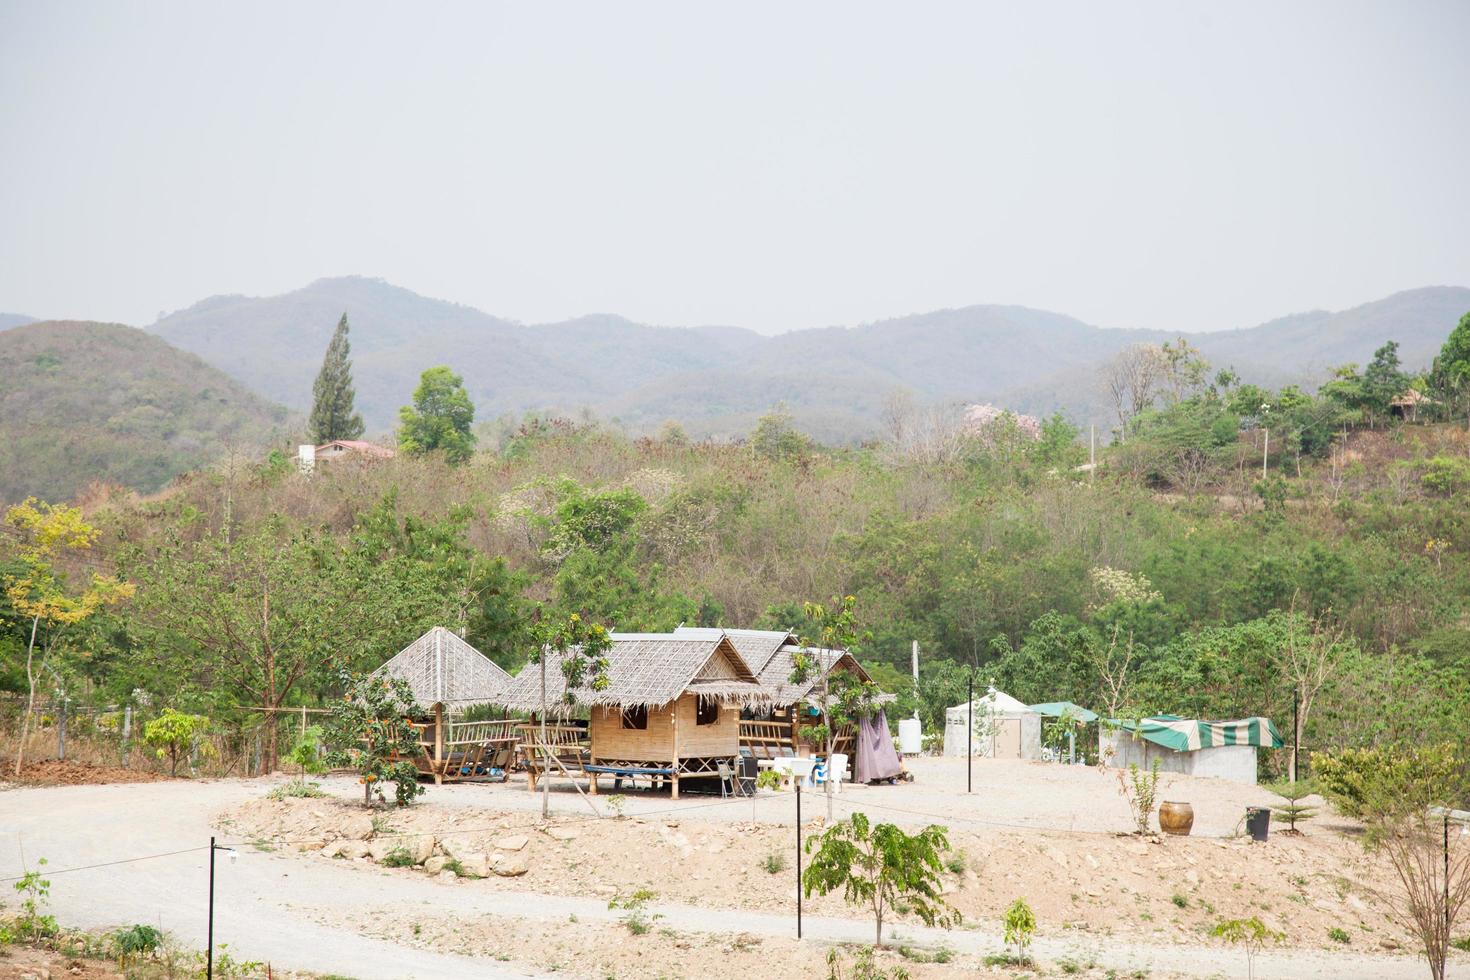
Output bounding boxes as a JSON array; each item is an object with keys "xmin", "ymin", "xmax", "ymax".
[{"xmin": 309, "ymin": 313, "xmax": 365, "ymax": 444}]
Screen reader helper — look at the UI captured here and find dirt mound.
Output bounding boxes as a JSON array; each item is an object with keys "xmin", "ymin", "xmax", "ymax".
[{"xmin": 1, "ymin": 758, "xmax": 171, "ymax": 786}]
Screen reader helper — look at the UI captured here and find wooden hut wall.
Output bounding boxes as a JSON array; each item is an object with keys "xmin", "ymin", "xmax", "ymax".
[
  {"xmin": 589, "ymin": 694, "xmax": 742, "ymax": 762},
  {"xmin": 673, "ymin": 694, "xmax": 740, "ymax": 757},
  {"xmin": 590, "ymin": 703, "xmax": 677, "ymax": 762}
]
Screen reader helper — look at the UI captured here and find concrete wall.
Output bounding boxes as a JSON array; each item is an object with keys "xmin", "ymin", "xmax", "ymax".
[
  {"xmin": 1101, "ymin": 732, "xmax": 1259, "ymax": 784},
  {"xmin": 944, "ymin": 707, "xmax": 1043, "ymax": 759}
]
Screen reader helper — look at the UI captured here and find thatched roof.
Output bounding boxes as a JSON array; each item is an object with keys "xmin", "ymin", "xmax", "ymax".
[
  {"xmin": 677, "ymin": 627, "xmax": 794, "ymax": 675},
  {"xmin": 759, "ymin": 643, "xmax": 876, "ymax": 707},
  {"xmin": 672, "ymin": 626, "xmax": 878, "ymax": 707},
  {"xmin": 372, "ymin": 626, "xmax": 513, "ymax": 710},
  {"xmin": 498, "ymin": 629, "xmax": 769, "ymax": 714}
]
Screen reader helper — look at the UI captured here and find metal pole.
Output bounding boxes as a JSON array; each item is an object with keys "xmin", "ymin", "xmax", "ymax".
[
  {"xmin": 910, "ymin": 641, "xmax": 920, "ymax": 721},
  {"xmin": 966, "ymin": 675, "xmax": 975, "ymax": 789},
  {"xmin": 796, "ymin": 781, "xmax": 803, "ymax": 939},
  {"xmin": 1292, "ymin": 686, "xmax": 1300, "ymax": 783},
  {"xmin": 1446, "ymin": 814, "xmax": 1451, "ymax": 947},
  {"xmin": 207, "ymin": 836, "xmax": 216, "ymax": 980}
]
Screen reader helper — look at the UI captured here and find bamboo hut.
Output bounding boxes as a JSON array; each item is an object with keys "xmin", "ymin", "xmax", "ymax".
[
  {"xmin": 498, "ymin": 629, "xmax": 768, "ymax": 799},
  {"xmin": 678, "ymin": 627, "xmax": 880, "ymax": 764},
  {"xmin": 371, "ymin": 626, "xmax": 516, "ymax": 784}
]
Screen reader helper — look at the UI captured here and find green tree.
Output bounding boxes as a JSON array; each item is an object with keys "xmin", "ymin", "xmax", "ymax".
[
  {"xmin": 398, "ymin": 366, "xmax": 476, "ymax": 464},
  {"xmin": 1002, "ymin": 897, "xmax": 1036, "ymax": 964},
  {"xmin": 324, "ymin": 669, "xmax": 424, "ymax": 806},
  {"xmin": 749, "ymin": 404, "xmax": 814, "ymax": 461},
  {"xmin": 791, "ymin": 594, "xmax": 863, "ymax": 819},
  {"xmin": 127, "ymin": 518, "xmax": 448, "ymax": 770},
  {"xmin": 352, "ymin": 491, "xmax": 533, "ymax": 669},
  {"xmin": 529, "ymin": 611, "xmax": 612, "ymax": 817},
  {"xmin": 308, "ymin": 313, "xmax": 365, "ymax": 444},
  {"xmin": 1211, "ymin": 917, "xmax": 1283, "ymax": 980},
  {"xmin": 1431, "ymin": 310, "xmax": 1470, "ymax": 417},
  {"xmin": 1362, "ymin": 341, "xmax": 1409, "ymax": 425},
  {"xmin": 3, "ymin": 498, "xmax": 133, "ymax": 775},
  {"xmin": 142, "ymin": 708, "xmax": 211, "ymax": 777},
  {"xmin": 802, "ymin": 812, "xmax": 959, "ymax": 947},
  {"xmin": 1262, "ymin": 778, "xmax": 1318, "ymax": 834}
]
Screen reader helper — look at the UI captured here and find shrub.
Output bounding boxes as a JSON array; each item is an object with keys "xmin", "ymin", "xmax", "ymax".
[
  {"xmin": 143, "ymin": 709, "xmax": 212, "ymax": 777},
  {"xmin": 1171, "ymin": 892, "xmax": 1188, "ymax": 909},
  {"xmin": 803, "ymin": 813, "xmax": 959, "ymax": 948},
  {"xmin": 112, "ymin": 923, "xmax": 164, "ymax": 962},
  {"xmin": 1211, "ymin": 917, "xmax": 1283, "ymax": 980},
  {"xmin": 609, "ymin": 888, "xmax": 660, "ymax": 935},
  {"xmin": 267, "ymin": 780, "xmax": 326, "ymax": 800},
  {"xmin": 324, "ymin": 669, "xmax": 425, "ymax": 807},
  {"xmin": 944, "ymin": 850, "xmax": 967, "ymax": 874},
  {"xmin": 1312, "ymin": 744, "xmax": 1466, "ymax": 821},
  {"xmin": 1421, "ymin": 456, "xmax": 1470, "ymax": 496},
  {"xmin": 12, "ymin": 859, "xmax": 56, "ymax": 940},
  {"xmin": 1002, "ymin": 898, "xmax": 1036, "ymax": 964},
  {"xmin": 1327, "ymin": 927, "xmax": 1350, "ymax": 944},
  {"xmin": 763, "ymin": 852, "xmax": 787, "ymax": 874},
  {"xmin": 825, "ymin": 946, "xmax": 910, "ymax": 980},
  {"xmin": 605, "ymin": 794, "xmax": 628, "ymax": 819},
  {"xmin": 381, "ymin": 847, "xmax": 416, "ymax": 868},
  {"xmin": 1262, "ymin": 778, "xmax": 1319, "ymax": 834},
  {"xmin": 1115, "ymin": 759, "xmax": 1163, "ymax": 834}
]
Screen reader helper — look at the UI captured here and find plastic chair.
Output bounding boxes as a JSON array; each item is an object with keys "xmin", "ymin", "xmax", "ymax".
[
  {"xmin": 716, "ymin": 760, "xmax": 736, "ymax": 798},
  {"xmin": 829, "ymin": 752, "xmax": 848, "ymax": 793}
]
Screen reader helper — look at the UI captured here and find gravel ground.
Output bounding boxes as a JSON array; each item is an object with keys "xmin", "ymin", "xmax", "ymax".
[
  {"xmin": 1, "ymin": 769, "xmax": 1464, "ymax": 979},
  {"xmin": 423, "ymin": 755, "xmax": 1305, "ymax": 838}
]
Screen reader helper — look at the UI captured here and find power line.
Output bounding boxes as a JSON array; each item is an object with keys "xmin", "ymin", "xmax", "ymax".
[{"xmin": 0, "ymin": 846, "xmax": 206, "ymax": 884}]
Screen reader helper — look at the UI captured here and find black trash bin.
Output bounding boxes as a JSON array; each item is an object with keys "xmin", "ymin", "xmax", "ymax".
[{"xmin": 1245, "ymin": 806, "xmax": 1271, "ymax": 842}]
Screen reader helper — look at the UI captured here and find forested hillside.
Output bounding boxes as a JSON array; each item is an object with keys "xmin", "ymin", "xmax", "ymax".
[
  {"xmin": 3, "ymin": 307, "xmax": 1468, "ymax": 786},
  {"xmin": 0, "ymin": 320, "xmax": 293, "ymax": 502},
  {"xmin": 148, "ymin": 276, "xmax": 1470, "ymax": 441}
]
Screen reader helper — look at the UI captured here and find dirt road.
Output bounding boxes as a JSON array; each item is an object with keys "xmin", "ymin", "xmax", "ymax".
[{"xmin": 0, "ymin": 777, "xmax": 1461, "ymax": 979}]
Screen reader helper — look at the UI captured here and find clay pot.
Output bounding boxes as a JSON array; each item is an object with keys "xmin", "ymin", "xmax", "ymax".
[{"xmin": 1159, "ymin": 800, "xmax": 1194, "ymax": 836}]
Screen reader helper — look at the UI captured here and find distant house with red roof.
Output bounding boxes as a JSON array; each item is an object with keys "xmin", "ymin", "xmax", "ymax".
[{"xmin": 297, "ymin": 439, "xmax": 395, "ymax": 473}]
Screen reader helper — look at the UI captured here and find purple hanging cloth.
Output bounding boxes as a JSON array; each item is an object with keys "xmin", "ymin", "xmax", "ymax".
[{"xmin": 854, "ymin": 708, "xmax": 904, "ymax": 783}]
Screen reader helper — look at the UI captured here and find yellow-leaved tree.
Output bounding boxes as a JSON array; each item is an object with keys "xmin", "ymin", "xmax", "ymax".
[{"xmin": 3, "ymin": 498, "xmax": 133, "ymax": 775}]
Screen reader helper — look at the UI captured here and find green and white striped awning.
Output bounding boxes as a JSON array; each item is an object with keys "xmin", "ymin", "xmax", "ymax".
[{"xmin": 1111, "ymin": 715, "xmax": 1283, "ymax": 752}]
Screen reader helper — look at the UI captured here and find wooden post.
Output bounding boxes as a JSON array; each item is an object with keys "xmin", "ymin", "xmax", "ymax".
[
  {"xmin": 121, "ymin": 705, "xmax": 132, "ymax": 768},
  {"xmin": 670, "ymin": 700, "xmax": 680, "ymax": 800},
  {"xmin": 432, "ymin": 704, "xmax": 444, "ymax": 785}
]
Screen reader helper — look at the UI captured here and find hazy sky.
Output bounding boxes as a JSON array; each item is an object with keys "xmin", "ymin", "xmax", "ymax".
[{"xmin": 2, "ymin": 2, "xmax": 1467, "ymax": 335}]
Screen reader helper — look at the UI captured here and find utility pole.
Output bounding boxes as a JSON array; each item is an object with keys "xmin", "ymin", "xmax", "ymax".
[
  {"xmin": 1261, "ymin": 404, "xmax": 1271, "ymax": 478},
  {"xmin": 966, "ymin": 673, "xmax": 974, "ymax": 794},
  {"xmin": 1291, "ymin": 686, "xmax": 1300, "ymax": 783},
  {"xmin": 1090, "ymin": 424, "xmax": 1096, "ymax": 483},
  {"xmin": 796, "ymin": 781, "xmax": 803, "ymax": 939},
  {"xmin": 910, "ymin": 641, "xmax": 920, "ymax": 721},
  {"xmin": 206, "ymin": 838, "xmax": 236, "ymax": 979},
  {"xmin": 539, "ymin": 649, "xmax": 549, "ymax": 820}
]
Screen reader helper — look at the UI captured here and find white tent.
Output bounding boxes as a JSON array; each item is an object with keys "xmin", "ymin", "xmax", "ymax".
[{"xmin": 944, "ymin": 687, "xmax": 1043, "ymax": 759}]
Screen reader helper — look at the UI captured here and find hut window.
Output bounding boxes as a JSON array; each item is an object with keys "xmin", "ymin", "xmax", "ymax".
[
  {"xmin": 696, "ymin": 699, "xmax": 719, "ymax": 726},
  {"xmin": 621, "ymin": 705, "xmax": 648, "ymax": 730}
]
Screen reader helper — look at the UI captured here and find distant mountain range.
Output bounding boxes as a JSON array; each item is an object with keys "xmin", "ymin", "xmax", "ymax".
[
  {"xmin": 3, "ymin": 278, "xmax": 1467, "ymax": 502},
  {"xmin": 0, "ymin": 320, "xmax": 291, "ymax": 502},
  {"xmin": 139, "ymin": 277, "xmax": 1470, "ymax": 442}
]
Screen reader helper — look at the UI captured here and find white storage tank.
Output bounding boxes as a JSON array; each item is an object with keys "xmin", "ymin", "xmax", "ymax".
[{"xmin": 897, "ymin": 717, "xmax": 922, "ymax": 755}]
